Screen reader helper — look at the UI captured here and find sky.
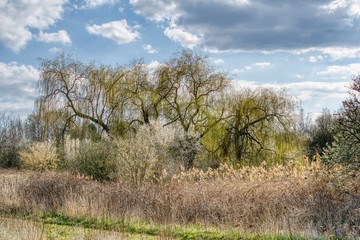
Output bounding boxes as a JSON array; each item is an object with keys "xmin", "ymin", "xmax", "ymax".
[{"xmin": 1, "ymin": 0, "xmax": 360, "ymax": 119}]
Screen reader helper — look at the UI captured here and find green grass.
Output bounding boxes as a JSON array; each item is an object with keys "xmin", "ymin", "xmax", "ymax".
[{"xmin": 0, "ymin": 207, "xmax": 316, "ymax": 240}]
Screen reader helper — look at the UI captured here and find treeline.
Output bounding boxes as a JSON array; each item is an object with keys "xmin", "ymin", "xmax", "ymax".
[{"xmin": 0, "ymin": 50, "xmax": 359, "ymax": 181}]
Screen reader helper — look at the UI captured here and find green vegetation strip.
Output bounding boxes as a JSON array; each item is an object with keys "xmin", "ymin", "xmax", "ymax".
[{"xmin": 0, "ymin": 208, "xmax": 308, "ymax": 240}]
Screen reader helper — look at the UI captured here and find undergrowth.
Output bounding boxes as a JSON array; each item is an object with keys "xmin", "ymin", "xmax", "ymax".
[{"xmin": 0, "ymin": 159, "xmax": 359, "ymax": 239}]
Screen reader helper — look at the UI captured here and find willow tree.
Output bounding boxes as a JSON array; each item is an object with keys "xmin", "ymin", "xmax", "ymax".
[
  {"xmin": 157, "ymin": 50, "xmax": 230, "ymax": 168},
  {"xmin": 123, "ymin": 60, "xmax": 164, "ymax": 125},
  {"xmin": 37, "ymin": 53, "xmax": 128, "ymax": 138},
  {"xmin": 219, "ymin": 88, "xmax": 300, "ymax": 165}
]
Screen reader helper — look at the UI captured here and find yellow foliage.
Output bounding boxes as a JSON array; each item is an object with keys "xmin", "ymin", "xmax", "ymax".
[{"xmin": 19, "ymin": 142, "xmax": 59, "ymax": 171}]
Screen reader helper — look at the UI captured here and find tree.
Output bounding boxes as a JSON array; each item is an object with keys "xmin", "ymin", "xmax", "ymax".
[
  {"xmin": 156, "ymin": 50, "xmax": 230, "ymax": 168},
  {"xmin": 218, "ymin": 88, "xmax": 299, "ymax": 165},
  {"xmin": 37, "ymin": 53, "xmax": 128, "ymax": 138},
  {"xmin": 306, "ymin": 109, "xmax": 337, "ymax": 157},
  {"xmin": 0, "ymin": 113, "xmax": 23, "ymax": 168},
  {"xmin": 123, "ymin": 60, "xmax": 163, "ymax": 125},
  {"xmin": 324, "ymin": 76, "xmax": 360, "ymax": 170}
]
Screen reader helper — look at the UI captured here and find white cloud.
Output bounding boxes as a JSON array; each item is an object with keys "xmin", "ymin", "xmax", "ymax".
[
  {"xmin": 321, "ymin": 0, "xmax": 360, "ymax": 18},
  {"xmin": 318, "ymin": 47, "xmax": 360, "ymax": 60},
  {"xmin": 0, "ymin": 62, "xmax": 39, "ymax": 115},
  {"xmin": 164, "ymin": 26, "xmax": 202, "ymax": 49},
  {"xmin": 37, "ymin": 30, "xmax": 71, "ymax": 45},
  {"xmin": 232, "ymin": 80, "xmax": 349, "ymax": 100},
  {"xmin": 80, "ymin": 0, "xmax": 117, "ymax": 8},
  {"xmin": 86, "ymin": 20, "xmax": 139, "ymax": 44},
  {"xmin": 231, "ymin": 79, "xmax": 349, "ymax": 112},
  {"xmin": 317, "ymin": 63, "xmax": 360, "ymax": 78},
  {"xmin": 0, "ymin": 0, "xmax": 67, "ymax": 52},
  {"xmin": 253, "ymin": 62, "xmax": 271, "ymax": 68},
  {"xmin": 142, "ymin": 44, "xmax": 157, "ymax": 53}
]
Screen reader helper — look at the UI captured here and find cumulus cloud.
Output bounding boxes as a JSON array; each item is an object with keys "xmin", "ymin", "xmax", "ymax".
[
  {"xmin": 0, "ymin": 62, "xmax": 39, "ymax": 115},
  {"xmin": 142, "ymin": 44, "xmax": 157, "ymax": 53},
  {"xmin": 37, "ymin": 30, "xmax": 71, "ymax": 45},
  {"xmin": 164, "ymin": 26, "xmax": 202, "ymax": 49},
  {"xmin": 86, "ymin": 20, "xmax": 139, "ymax": 44},
  {"xmin": 0, "ymin": 0, "xmax": 67, "ymax": 52},
  {"xmin": 130, "ymin": 0, "xmax": 360, "ymax": 55}
]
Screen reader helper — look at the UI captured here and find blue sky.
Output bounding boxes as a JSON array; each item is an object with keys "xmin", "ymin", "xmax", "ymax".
[{"xmin": 1, "ymin": 0, "xmax": 360, "ymax": 118}]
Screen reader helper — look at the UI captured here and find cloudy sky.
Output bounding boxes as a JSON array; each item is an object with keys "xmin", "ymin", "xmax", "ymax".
[{"xmin": 1, "ymin": 0, "xmax": 360, "ymax": 118}]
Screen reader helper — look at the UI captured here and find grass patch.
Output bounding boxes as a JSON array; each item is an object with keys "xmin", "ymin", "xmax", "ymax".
[{"xmin": 0, "ymin": 207, "xmax": 310, "ymax": 239}]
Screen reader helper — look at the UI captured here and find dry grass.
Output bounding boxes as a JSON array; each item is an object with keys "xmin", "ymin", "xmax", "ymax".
[
  {"xmin": 0, "ymin": 160, "xmax": 360, "ymax": 239},
  {"xmin": 0, "ymin": 218, "xmax": 44, "ymax": 240}
]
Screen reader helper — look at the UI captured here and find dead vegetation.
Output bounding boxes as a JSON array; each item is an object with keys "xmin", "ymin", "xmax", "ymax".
[{"xmin": 0, "ymin": 160, "xmax": 359, "ymax": 239}]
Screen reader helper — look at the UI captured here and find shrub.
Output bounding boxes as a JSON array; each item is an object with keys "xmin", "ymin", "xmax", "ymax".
[
  {"xmin": 115, "ymin": 120, "xmax": 182, "ymax": 184},
  {"xmin": 0, "ymin": 146, "xmax": 21, "ymax": 168},
  {"xmin": 19, "ymin": 141, "xmax": 59, "ymax": 171},
  {"xmin": 64, "ymin": 138, "xmax": 117, "ymax": 181}
]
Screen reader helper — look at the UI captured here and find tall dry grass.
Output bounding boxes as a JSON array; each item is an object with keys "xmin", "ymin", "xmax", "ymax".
[{"xmin": 0, "ymin": 160, "xmax": 359, "ymax": 239}]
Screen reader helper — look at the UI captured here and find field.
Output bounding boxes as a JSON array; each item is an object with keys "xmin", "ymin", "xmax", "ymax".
[{"xmin": 0, "ymin": 160, "xmax": 359, "ymax": 239}]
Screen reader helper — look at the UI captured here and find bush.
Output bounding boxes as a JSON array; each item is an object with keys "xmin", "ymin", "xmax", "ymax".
[
  {"xmin": 115, "ymin": 120, "xmax": 182, "ymax": 184},
  {"xmin": 0, "ymin": 146, "xmax": 21, "ymax": 168},
  {"xmin": 64, "ymin": 138, "xmax": 117, "ymax": 181},
  {"xmin": 19, "ymin": 141, "xmax": 59, "ymax": 171}
]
